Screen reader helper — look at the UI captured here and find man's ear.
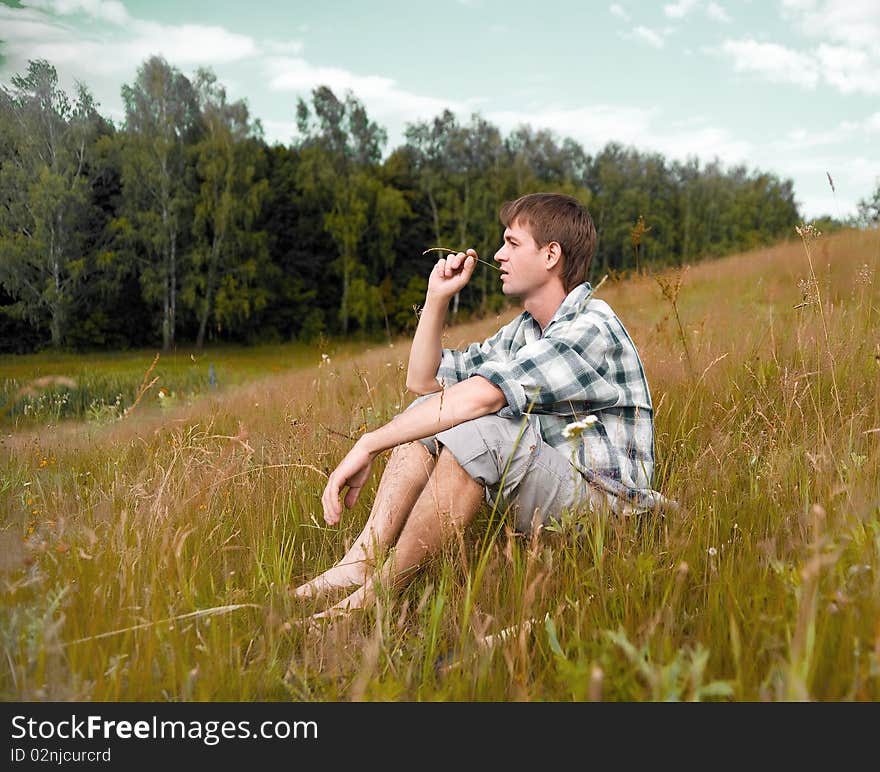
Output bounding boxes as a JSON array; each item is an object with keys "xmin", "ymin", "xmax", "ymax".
[{"xmin": 545, "ymin": 241, "xmax": 563, "ymax": 272}]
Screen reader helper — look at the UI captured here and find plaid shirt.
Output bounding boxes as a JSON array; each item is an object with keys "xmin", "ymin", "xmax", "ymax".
[{"xmin": 437, "ymin": 282, "xmax": 668, "ymax": 512}]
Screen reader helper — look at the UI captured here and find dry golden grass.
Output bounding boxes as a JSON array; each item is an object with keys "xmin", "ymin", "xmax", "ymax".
[{"xmin": 1, "ymin": 226, "xmax": 879, "ymax": 701}]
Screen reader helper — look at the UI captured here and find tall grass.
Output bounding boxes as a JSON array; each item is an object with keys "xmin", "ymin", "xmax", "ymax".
[{"xmin": 1, "ymin": 227, "xmax": 878, "ymax": 701}]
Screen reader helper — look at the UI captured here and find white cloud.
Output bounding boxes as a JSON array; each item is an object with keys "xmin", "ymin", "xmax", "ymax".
[
  {"xmin": 254, "ymin": 70, "xmax": 880, "ymax": 217},
  {"xmin": 486, "ymin": 105, "xmax": 751, "ymax": 168},
  {"xmin": 0, "ymin": 2, "xmax": 286, "ymax": 132},
  {"xmin": 619, "ymin": 26, "xmax": 672, "ymax": 49},
  {"xmin": 28, "ymin": 0, "xmax": 131, "ymax": 25},
  {"xmin": 264, "ymin": 40, "xmax": 305, "ymax": 56},
  {"xmin": 0, "ymin": 6, "xmax": 70, "ymax": 47},
  {"xmin": 663, "ymin": 0, "xmax": 732, "ymax": 24},
  {"xmin": 781, "ymin": 0, "xmax": 880, "ymax": 53},
  {"xmin": 0, "ymin": 4, "xmax": 259, "ymax": 79},
  {"xmin": 17, "ymin": 24, "xmax": 256, "ymax": 74},
  {"xmin": 664, "ymin": 0, "xmax": 700, "ymax": 19},
  {"xmin": 266, "ymin": 56, "xmax": 468, "ymax": 134},
  {"xmin": 260, "ymin": 119, "xmax": 298, "ymax": 146},
  {"xmin": 706, "ymin": 2, "xmax": 731, "ymax": 22},
  {"xmin": 632, "ymin": 26, "xmax": 665, "ymax": 48},
  {"xmin": 117, "ymin": 23, "xmax": 257, "ymax": 67},
  {"xmin": 777, "ymin": 113, "xmax": 880, "ymax": 151},
  {"xmin": 816, "ymin": 44, "xmax": 880, "ymax": 94},
  {"xmin": 771, "ymin": 154, "xmax": 880, "ymax": 217},
  {"xmin": 487, "ymin": 104, "xmax": 656, "ymax": 151},
  {"xmin": 719, "ymin": 39, "xmax": 819, "ymax": 88},
  {"xmin": 609, "ymin": 3, "xmax": 630, "ymax": 21},
  {"xmin": 754, "ymin": 1, "xmax": 880, "ymax": 96},
  {"xmin": 656, "ymin": 122, "xmax": 752, "ymax": 162},
  {"xmin": 717, "ymin": 19, "xmax": 880, "ymax": 96}
]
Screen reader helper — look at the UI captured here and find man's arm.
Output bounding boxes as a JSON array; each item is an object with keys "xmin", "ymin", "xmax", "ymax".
[
  {"xmin": 321, "ymin": 375, "xmax": 505, "ymax": 524},
  {"xmin": 367, "ymin": 375, "xmax": 505, "ymax": 452},
  {"xmin": 405, "ymin": 249, "xmax": 478, "ymax": 394}
]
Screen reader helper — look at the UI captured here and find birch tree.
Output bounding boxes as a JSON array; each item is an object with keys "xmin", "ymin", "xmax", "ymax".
[
  {"xmin": 0, "ymin": 60, "xmax": 100, "ymax": 346},
  {"xmin": 188, "ymin": 69, "xmax": 269, "ymax": 348},
  {"xmin": 118, "ymin": 56, "xmax": 198, "ymax": 350}
]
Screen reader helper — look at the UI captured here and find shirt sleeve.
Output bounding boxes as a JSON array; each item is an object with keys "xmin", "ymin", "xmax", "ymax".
[
  {"xmin": 472, "ymin": 321, "xmax": 623, "ymax": 418},
  {"xmin": 435, "ymin": 325, "xmax": 507, "ymax": 388}
]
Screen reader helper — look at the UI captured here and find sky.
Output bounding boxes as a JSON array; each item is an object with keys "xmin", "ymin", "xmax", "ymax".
[{"xmin": 1, "ymin": 0, "xmax": 878, "ymax": 219}]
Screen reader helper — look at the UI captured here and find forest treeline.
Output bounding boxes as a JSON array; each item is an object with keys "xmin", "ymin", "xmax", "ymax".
[{"xmin": 0, "ymin": 56, "xmax": 865, "ymax": 353}]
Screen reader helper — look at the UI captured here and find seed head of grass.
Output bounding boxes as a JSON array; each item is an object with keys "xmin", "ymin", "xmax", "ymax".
[
  {"xmin": 655, "ymin": 267, "xmax": 687, "ymax": 305},
  {"xmin": 856, "ymin": 263, "xmax": 873, "ymax": 286},
  {"xmin": 630, "ymin": 215, "xmax": 652, "ymax": 250},
  {"xmin": 795, "ymin": 277, "xmax": 820, "ymax": 309},
  {"xmin": 795, "ymin": 223, "xmax": 822, "ymax": 243}
]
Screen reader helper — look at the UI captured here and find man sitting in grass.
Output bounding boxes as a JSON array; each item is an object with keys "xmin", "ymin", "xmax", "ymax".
[{"xmin": 294, "ymin": 192, "xmax": 669, "ymax": 618}]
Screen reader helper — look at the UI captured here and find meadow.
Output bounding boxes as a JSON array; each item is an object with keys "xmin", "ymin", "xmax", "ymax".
[
  {"xmin": 1, "ymin": 226, "xmax": 878, "ymax": 701},
  {"xmin": 0, "ymin": 339, "xmax": 362, "ymax": 429}
]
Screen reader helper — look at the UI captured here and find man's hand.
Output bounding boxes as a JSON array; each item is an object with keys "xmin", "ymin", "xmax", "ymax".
[
  {"xmin": 427, "ymin": 248, "xmax": 478, "ymax": 300},
  {"xmin": 321, "ymin": 437, "xmax": 377, "ymax": 525}
]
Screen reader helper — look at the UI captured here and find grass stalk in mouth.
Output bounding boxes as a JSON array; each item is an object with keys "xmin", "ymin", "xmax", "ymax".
[{"xmin": 422, "ymin": 246, "xmax": 501, "ymax": 272}]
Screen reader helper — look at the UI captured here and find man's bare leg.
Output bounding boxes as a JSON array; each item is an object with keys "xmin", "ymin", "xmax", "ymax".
[
  {"xmin": 292, "ymin": 441, "xmax": 436, "ymax": 600},
  {"xmin": 313, "ymin": 447, "xmax": 485, "ymax": 616}
]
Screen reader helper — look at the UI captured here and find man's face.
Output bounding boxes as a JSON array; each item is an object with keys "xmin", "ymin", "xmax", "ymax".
[{"xmin": 494, "ymin": 219, "xmax": 550, "ymax": 297}]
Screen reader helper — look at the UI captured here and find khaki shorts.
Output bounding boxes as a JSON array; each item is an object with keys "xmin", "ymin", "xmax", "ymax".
[{"xmin": 408, "ymin": 395, "xmax": 602, "ymax": 533}]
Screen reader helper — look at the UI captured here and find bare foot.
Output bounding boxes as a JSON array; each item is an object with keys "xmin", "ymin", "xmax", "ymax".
[
  {"xmin": 309, "ymin": 605, "xmax": 359, "ymax": 623},
  {"xmin": 311, "ymin": 583, "xmax": 371, "ymax": 617},
  {"xmin": 291, "ymin": 561, "xmax": 367, "ymax": 601}
]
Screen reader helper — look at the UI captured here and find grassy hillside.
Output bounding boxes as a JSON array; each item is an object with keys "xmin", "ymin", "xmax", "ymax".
[{"xmin": 2, "ymin": 227, "xmax": 878, "ymax": 700}]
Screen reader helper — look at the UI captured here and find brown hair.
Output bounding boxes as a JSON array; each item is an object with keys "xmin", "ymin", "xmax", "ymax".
[{"xmin": 499, "ymin": 192, "xmax": 598, "ymax": 292}]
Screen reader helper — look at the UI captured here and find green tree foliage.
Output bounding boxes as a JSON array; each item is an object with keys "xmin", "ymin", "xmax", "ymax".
[
  {"xmin": 0, "ymin": 60, "xmax": 101, "ymax": 347},
  {"xmin": 586, "ymin": 148, "xmax": 799, "ymax": 273},
  {"xmin": 589, "ymin": 146, "xmax": 679, "ymax": 272},
  {"xmin": 117, "ymin": 56, "xmax": 199, "ymax": 350},
  {"xmin": 404, "ymin": 113, "xmax": 492, "ymax": 316},
  {"xmin": 187, "ymin": 68, "xmax": 271, "ymax": 348},
  {"xmin": 255, "ymin": 144, "xmax": 329, "ymax": 342},
  {"xmin": 857, "ymin": 180, "xmax": 880, "ymax": 225},
  {"xmin": 295, "ymin": 86, "xmax": 409, "ymax": 335},
  {"xmin": 72, "ymin": 125, "xmax": 155, "ymax": 350},
  {"xmin": 0, "ymin": 57, "xmax": 818, "ymax": 353}
]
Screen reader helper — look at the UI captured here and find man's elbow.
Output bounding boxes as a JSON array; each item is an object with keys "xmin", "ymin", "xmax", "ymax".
[
  {"xmin": 472, "ymin": 376, "xmax": 507, "ymax": 413},
  {"xmin": 405, "ymin": 379, "xmax": 441, "ymax": 396}
]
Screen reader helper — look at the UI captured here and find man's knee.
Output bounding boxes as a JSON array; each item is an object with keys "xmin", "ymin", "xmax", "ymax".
[
  {"xmin": 433, "ymin": 447, "xmax": 486, "ymax": 523},
  {"xmin": 389, "ymin": 439, "xmax": 431, "ymax": 460},
  {"xmin": 386, "ymin": 441, "xmax": 434, "ymax": 480}
]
